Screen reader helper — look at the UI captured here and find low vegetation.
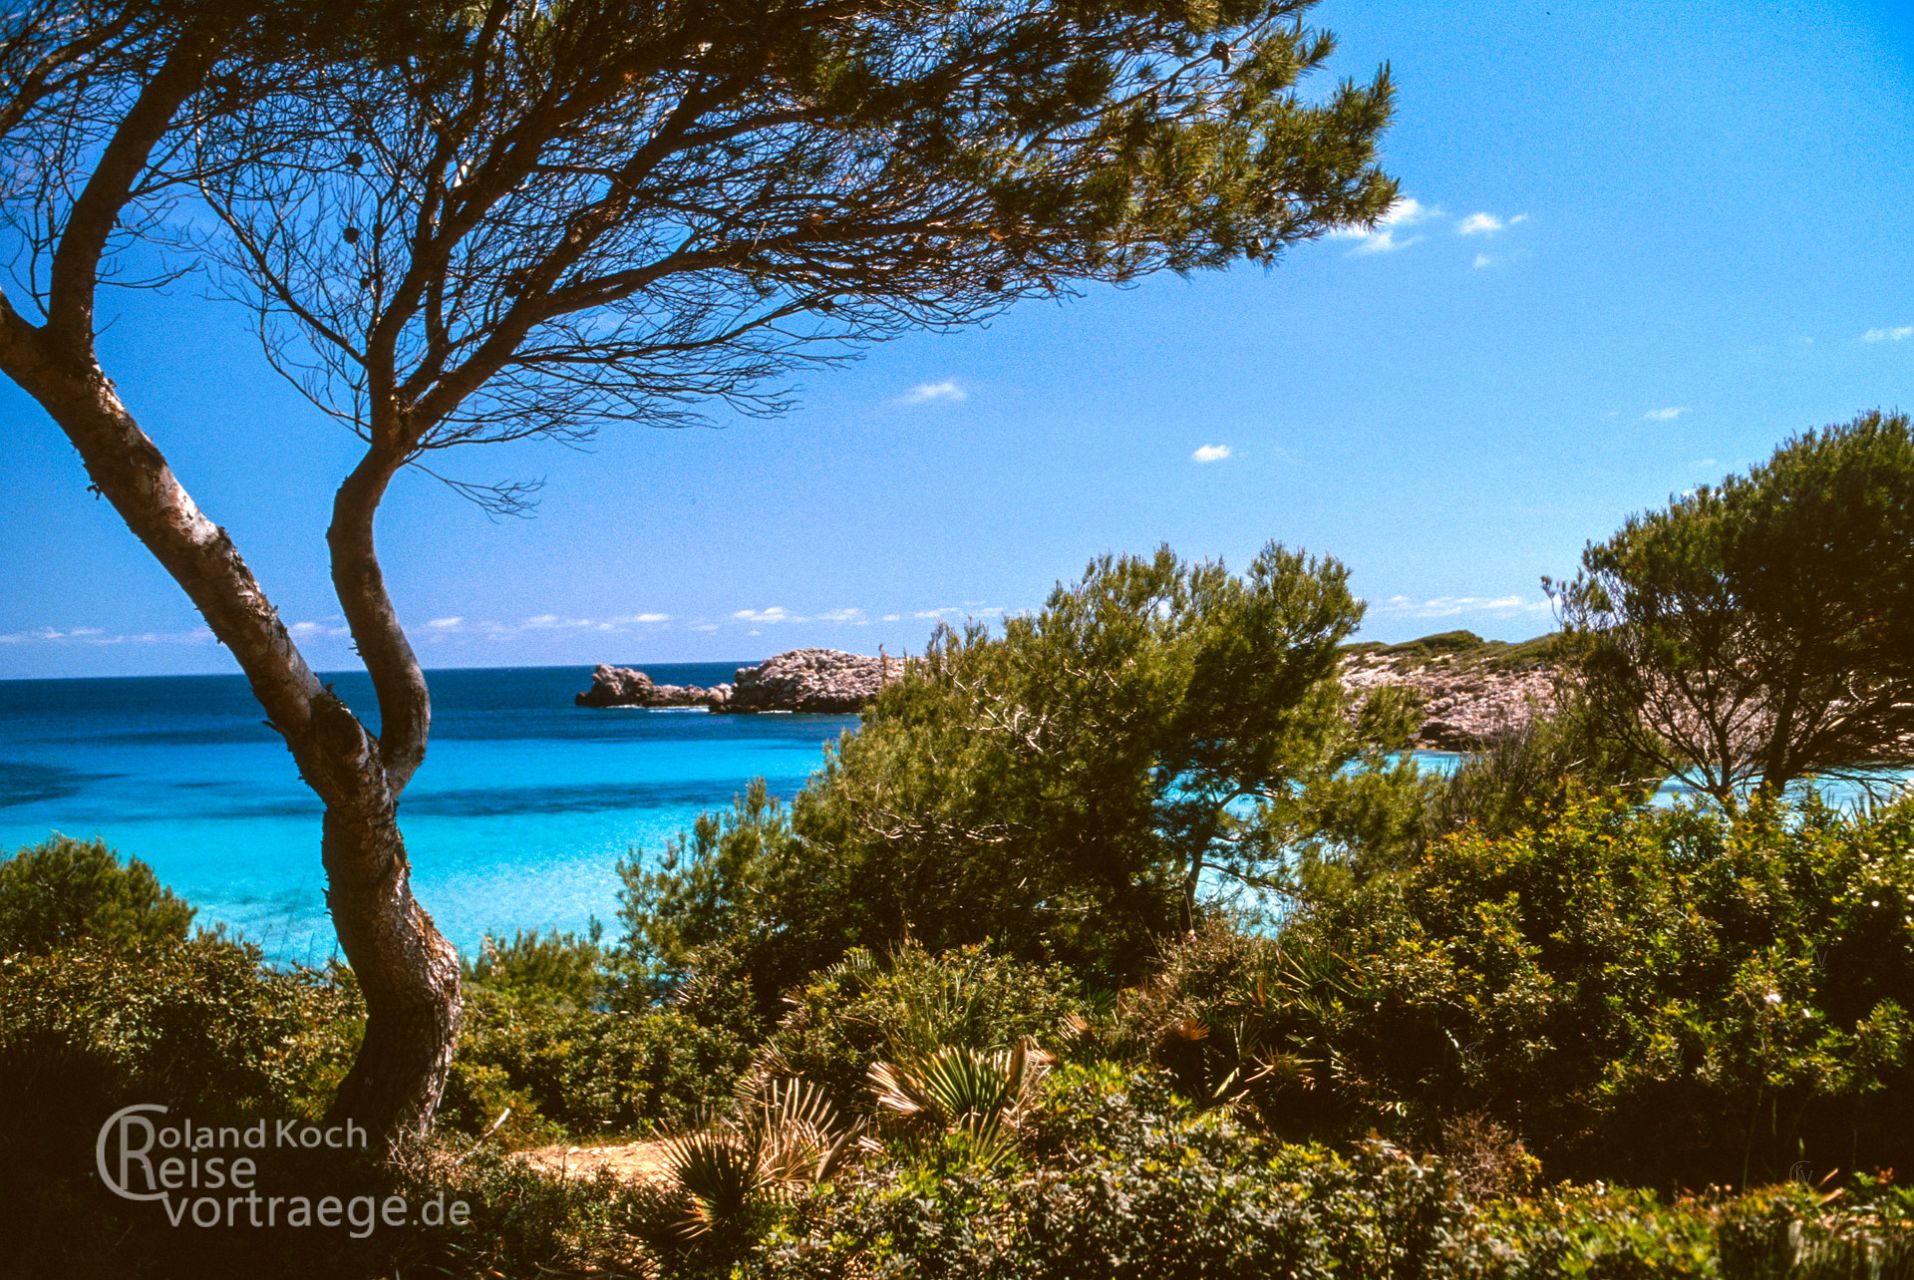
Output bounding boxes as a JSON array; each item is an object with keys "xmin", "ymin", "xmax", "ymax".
[{"xmin": 5, "ymin": 416, "xmax": 1913, "ymax": 1275}]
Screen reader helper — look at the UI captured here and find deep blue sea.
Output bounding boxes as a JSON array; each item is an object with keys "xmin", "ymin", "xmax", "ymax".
[{"xmin": 0, "ymin": 665, "xmax": 854, "ymax": 964}]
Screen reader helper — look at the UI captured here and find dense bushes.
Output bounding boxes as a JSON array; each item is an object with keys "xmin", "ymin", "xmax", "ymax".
[
  {"xmin": 0, "ymin": 834, "xmax": 195, "ymax": 954},
  {"xmin": 753, "ymin": 943, "xmax": 1082, "ymax": 1116},
  {"xmin": 1273, "ymin": 792, "xmax": 1914, "ymax": 1185},
  {"xmin": 7, "ymin": 788, "xmax": 1914, "ymax": 1277},
  {"xmin": 744, "ymin": 1063, "xmax": 1914, "ymax": 1280},
  {"xmin": 442, "ymin": 928, "xmax": 758, "ymax": 1146},
  {"xmin": 0, "ymin": 932, "xmax": 360, "ymax": 1276}
]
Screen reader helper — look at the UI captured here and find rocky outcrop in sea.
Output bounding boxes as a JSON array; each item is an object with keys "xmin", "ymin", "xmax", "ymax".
[
  {"xmin": 715, "ymin": 647, "xmax": 893, "ymax": 714},
  {"xmin": 574, "ymin": 648, "xmax": 894, "ymax": 713},
  {"xmin": 573, "ymin": 663, "xmax": 732, "ymax": 709}
]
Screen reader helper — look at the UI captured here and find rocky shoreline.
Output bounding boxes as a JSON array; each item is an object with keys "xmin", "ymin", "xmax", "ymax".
[
  {"xmin": 577, "ymin": 635, "xmax": 1560, "ymax": 746},
  {"xmin": 1339, "ymin": 646, "xmax": 1559, "ymax": 750}
]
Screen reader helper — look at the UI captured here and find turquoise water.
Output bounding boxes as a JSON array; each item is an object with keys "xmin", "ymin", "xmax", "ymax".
[{"xmin": 0, "ymin": 665, "xmax": 854, "ymax": 963}]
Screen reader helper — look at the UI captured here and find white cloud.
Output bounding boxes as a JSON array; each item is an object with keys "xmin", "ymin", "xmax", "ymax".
[
  {"xmin": 1862, "ymin": 325, "xmax": 1914, "ymax": 343},
  {"xmin": 691, "ymin": 623, "xmax": 720, "ymax": 633},
  {"xmin": 897, "ymin": 379, "xmax": 967, "ymax": 405},
  {"xmin": 287, "ymin": 620, "xmax": 350, "ymax": 639},
  {"xmin": 1643, "ymin": 406, "xmax": 1689, "ymax": 422},
  {"xmin": 1472, "ymin": 253, "xmax": 1493, "ymax": 269},
  {"xmin": 1377, "ymin": 594, "xmax": 1552, "ymax": 620},
  {"xmin": 733, "ymin": 606, "xmax": 799, "ymax": 624},
  {"xmin": 1332, "ymin": 197, "xmax": 1438, "ymax": 255},
  {"xmin": 1191, "ymin": 443, "xmax": 1233, "ymax": 463},
  {"xmin": 425, "ymin": 616, "xmax": 464, "ymax": 629},
  {"xmin": 814, "ymin": 607, "xmax": 867, "ymax": 624},
  {"xmin": 1457, "ymin": 211, "xmax": 1527, "ymax": 237},
  {"xmin": 880, "ymin": 613, "xmax": 902, "ymax": 623}
]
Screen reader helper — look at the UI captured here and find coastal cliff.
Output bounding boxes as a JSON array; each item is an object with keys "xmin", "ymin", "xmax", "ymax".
[{"xmin": 578, "ymin": 633, "xmax": 1560, "ymax": 743}]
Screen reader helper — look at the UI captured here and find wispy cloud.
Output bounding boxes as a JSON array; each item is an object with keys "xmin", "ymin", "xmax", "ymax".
[
  {"xmin": 287, "ymin": 620, "xmax": 349, "ymax": 639},
  {"xmin": 1862, "ymin": 325, "xmax": 1914, "ymax": 343},
  {"xmin": 1643, "ymin": 406, "xmax": 1689, "ymax": 422},
  {"xmin": 1457, "ymin": 211, "xmax": 1527, "ymax": 236},
  {"xmin": 411, "ymin": 611, "xmax": 673, "ymax": 640},
  {"xmin": 1332, "ymin": 197, "xmax": 1439, "ymax": 255},
  {"xmin": 1472, "ymin": 253, "xmax": 1494, "ymax": 269},
  {"xmin": 1376, "ymin": 594, "xmax": 1552, "ymax": 620},
  {"xmin": 0, "ymin": 624, "xmax": 216, "ymax": 646},
  {"xmin": 1191, "ymin": 443, "xmax": 1232, "ymax": 463},
  {"xmin": 733, "ymin": 606, "xmax": 799, "ymax": 624},
  {"xmin": 896, "ymin": 379, "xmax": 967, "ymax": 404},
  {"xmin": 909, "ymin": 604, "xmax": 1005, "ymax": 622}
]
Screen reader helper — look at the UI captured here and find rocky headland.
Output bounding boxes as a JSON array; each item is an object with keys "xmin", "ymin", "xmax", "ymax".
[
  {"xmin": 577, "ymin": 633, "xmax": 1561, "ymax": 745},
  {"xmin": 717, "ymin": 647, "xmax": 895, "ymax": 714},
  {"xmin": 1338, "ymin": 631, "xmax": 1563, "ymax": 750},
  {"xmin": 574, "ymin": 648, "xmax": 895, "ymax": 714}
]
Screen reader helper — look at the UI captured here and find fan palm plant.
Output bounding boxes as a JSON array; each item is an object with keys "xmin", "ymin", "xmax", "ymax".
[
  {"xmin": 867, "ymin": 1036, "xmax": 1052, "ymax": 1163},
  {"xmin": 659, "ymin": 1077, "xmax": 859, "ymax": 1239}
]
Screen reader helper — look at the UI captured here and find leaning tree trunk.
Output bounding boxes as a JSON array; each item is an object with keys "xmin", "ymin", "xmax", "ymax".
[{"xmin": 321, "ymin": 801, "xmax": 461, "ymax": 1145}]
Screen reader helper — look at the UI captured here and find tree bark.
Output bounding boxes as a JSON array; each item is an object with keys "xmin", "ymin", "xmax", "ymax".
[{"xmin": 321, "ymin": 790, "xmax": 461, "ymax": 1147}]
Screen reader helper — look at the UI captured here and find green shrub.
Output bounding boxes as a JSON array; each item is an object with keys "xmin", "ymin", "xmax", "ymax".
[
  {"xmin": 1103, "ymin": 920, "xmax": 1374, "ymax": 1139},
  {"xmin": 0, "ymin": 835, "xmax": 194, "ymax": 955},
  {"xmin": 746, "ymin": 1064, "xmax": 1464, "ymax": 1279},
  {"xmin": 1280, "ymin": 792, "xmax": 1914, "ymax": 1185},
  {"xmin": 465, "ymin": 926, "xmax": 607, "ymax": 1007},
  {"xmin": 0, "ymin": 934, "xmax": 359, "ymax": 1275},
  {"xmin": 1432, "ymin": 696, "xmax": 1658, "ymax": 837},
  {"xmin": 383, "ymin": 1147, "xmax": 655, "ymax": 1280},
  {"xmin": 444, "ymin": 986, "xmax": 757, "ymax": 1146},
  {"xmin": 736, "ymin": 1063, "xmax": 1914, "ymax": 1280},
  {"xmin": 754, "ymin": 943, "xmax": 1081, "ymax": 1116}
]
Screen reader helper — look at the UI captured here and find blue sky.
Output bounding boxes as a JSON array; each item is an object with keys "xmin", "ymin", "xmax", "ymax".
[{"xmin": 5, "ymin": 0, "xmax": 1914, "ymax": 679}]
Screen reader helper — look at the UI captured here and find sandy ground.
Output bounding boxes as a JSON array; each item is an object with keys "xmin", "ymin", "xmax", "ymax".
[{"xmin": 521, "ymin": 1139, "xmax": 676, "ymax": 1184}]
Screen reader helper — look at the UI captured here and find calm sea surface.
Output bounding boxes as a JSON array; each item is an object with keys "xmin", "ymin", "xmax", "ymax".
[{"xmin": 0, "ymin": 664, "xmax": 854, "ymax": 963}]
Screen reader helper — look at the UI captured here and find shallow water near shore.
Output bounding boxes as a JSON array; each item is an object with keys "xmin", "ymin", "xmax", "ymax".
[{"xmin": 0, "ymin": 664, "xmax": 854, "ymax": 963}]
